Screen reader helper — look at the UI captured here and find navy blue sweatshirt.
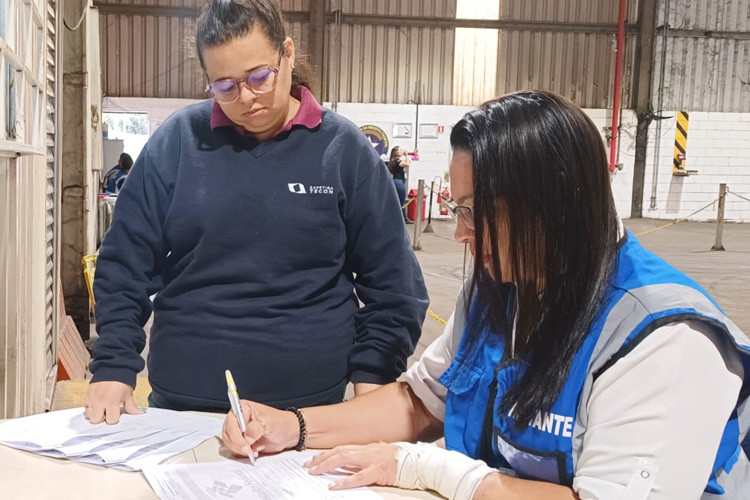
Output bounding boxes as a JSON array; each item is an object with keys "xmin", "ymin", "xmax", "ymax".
[{"xmin": 90, "ymin": 100, "xmax": 428, "ymax": 410}]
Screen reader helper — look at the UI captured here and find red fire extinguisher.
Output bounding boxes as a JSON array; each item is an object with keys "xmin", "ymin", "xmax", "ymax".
[{"xmin": 439, "ymin": 189, "xmax": 450, "ymax": 215}]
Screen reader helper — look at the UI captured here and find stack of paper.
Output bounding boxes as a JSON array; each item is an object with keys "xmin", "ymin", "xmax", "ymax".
[
  {"xmin": 143, "ymin": 450, "xmax": 381, "ymax": 500},
  {"xmin": 0, "ymin": 407, "xmax": 223, "ymax": 471}
]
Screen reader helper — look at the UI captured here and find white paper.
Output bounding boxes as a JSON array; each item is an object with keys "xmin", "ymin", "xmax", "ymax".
[
  {"xmin": 142, "ymin": 450, "xmax": 382, "ymax": 500},
  {"xmin": 0, "ymin": 407, "xmax": 223, "ymax": 471}
]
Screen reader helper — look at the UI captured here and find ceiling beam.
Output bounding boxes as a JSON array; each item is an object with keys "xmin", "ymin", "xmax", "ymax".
[{"xmin": 92, "ymin": 3, "xmax": 642, "ymax": 35}]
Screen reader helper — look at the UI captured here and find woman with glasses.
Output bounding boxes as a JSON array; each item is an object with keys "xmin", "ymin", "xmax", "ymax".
[
  {"xmin": 221, "ymin": 91, "xmax": 750, "ymax": 500},
  {"xmin": 84, "ymin": 0, "xmax": 427, "ymax": 424}
]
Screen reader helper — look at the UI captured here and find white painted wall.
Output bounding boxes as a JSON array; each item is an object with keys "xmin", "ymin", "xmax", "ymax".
[
  {"xmin": 642, "ymin": 111, "xmax": 750, "ymax": 222},
  {"xmin": 101, "ymin": 97, "xmax": 750, "ymax": 223},
  {"xmin": 332, "ymin": 103, "xmax": 637, "ymax": 221}
]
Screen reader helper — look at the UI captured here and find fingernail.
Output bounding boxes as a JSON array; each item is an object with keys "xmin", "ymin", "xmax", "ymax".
[{"xmin": 242, "ymin": 447, "xmax": 252, "ymax": 456}]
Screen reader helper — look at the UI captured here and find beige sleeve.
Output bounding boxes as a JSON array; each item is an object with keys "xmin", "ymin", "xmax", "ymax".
[
  {"xmin": 574, "ymin": 321, "xmax": 743, "ymax": 500},
  {"xmin": 403, "ymin": 311, "xmax": 460, "ymax": 422}
]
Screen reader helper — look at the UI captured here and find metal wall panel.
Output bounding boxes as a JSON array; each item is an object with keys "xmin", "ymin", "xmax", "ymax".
[
  {"xmin": 501, "ymin": 0, "xmax": 639, "ymax": 24},
  {"xmin": 97, "ymin": 0, "xmax": 457, "ymax": 103},
  {"xmin": 279, "ymin": 0, "xmax": 310, "ymax": 11},
  {"xmin": 99, "ymin": 10, "xmax": 204, "ymax": 98},
  {"xmin": 96, "ymin": 0, "xmax": 314, "ymax": 99},
  {"xmin": 97, "ymin": 0, "xmax": 732, "ymax": 111},
  {"xmin": 46, "ymin": 0, "xmax": 60, "ymax": 407},
  {"xmin": 0, "ymin": 0, "xmax": 54, "ymax": 418},
  {"xmin": 652, "ymin": 0, "xmax": 750, "ymax": 112},
  {"xmin": 666, "ymin": 0, "xmax": 750, "ymax": 30},
  {"xmin": 340, "ymin": 0, "xmax": 454, "ymax": 16},
  {"xmin": 497, "ymin": 31, "xmax": 638, "ymax": 108},
  {"xmin": 493, "ymin": 0, "xmax": 640, "ymax": 109},
  {"xmin": 328, "ymin": 0, "xmax": 456, "ymax": 104},
  {"xmin": 328, "ymin": 23, "xmax": 454, "ymax": 104}
]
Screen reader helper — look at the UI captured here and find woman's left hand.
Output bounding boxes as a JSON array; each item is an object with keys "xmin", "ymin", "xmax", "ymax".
[{"xmin": 305, "ymin": 443, "xmax": 399, "ymax": 490}]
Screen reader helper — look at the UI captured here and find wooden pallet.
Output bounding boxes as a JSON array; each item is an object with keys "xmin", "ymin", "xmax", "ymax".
[
  {"xmin": 57, "ymin": 316, "xmax": 91, "ymax": 381},
  {"xmin": 57, "ymin": 285, "xmax": 91, "ymax": 381}
]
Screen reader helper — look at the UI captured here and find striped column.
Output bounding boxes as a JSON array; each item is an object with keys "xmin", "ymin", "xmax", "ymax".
[{"xmin": 673, "ymin": 111, "xmax": 689, "ymax": 174}]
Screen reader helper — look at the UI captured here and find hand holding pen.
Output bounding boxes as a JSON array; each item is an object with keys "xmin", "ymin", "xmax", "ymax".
[
  {"xmin": 225, "ymin": 370, "xmax": 255, "ymax": 464},
  {"xmin": 222, "ymin": 373, "xmax": 305, "ymax": 460}
]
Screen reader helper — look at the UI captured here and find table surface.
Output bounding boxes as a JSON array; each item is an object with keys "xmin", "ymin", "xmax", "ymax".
[{"xmin": 0, "ymin": 413, "xmax": 439, "ymax": 500}]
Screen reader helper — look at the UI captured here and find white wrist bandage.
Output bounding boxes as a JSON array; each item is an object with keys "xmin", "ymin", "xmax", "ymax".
[{"xmin": 393, "ymin": 442, "xmax": 495, "ymax": 500}]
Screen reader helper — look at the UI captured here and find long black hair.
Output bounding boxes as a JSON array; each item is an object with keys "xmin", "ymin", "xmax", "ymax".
[
  {"xmin": 196, "ymin": 0, "xmax": 315, "ymax": 89},
  {"xmin": 450, "ymin": 91, "xmax": 619, "ymax": 428}
]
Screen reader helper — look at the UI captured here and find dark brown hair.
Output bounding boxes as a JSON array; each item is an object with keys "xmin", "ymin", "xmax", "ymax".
[
  {"xmin": 388, "ymin": 146, "xmax": 403, "ymax": 173},
  {"xmin": 196, "ymin": 0, "xmax": 315, "ymax": 89}
]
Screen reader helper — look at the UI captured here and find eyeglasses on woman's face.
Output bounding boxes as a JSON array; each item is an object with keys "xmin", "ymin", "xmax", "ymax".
[
  {"xmin": 206, "ymin": 52, "xmax": 284, "ymax": 103},
  {"xmin": 444, "ymin": 198, "xmax": 474, "ymax": 230}
]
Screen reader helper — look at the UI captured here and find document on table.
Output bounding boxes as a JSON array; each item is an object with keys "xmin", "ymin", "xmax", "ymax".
[
  {"xmin": 0, "ymin": 407, "xmax": 223, "ymax": 471},
  {"xmin": 142, "ymin": 449, "xmax": 382, "ymax": 500}
]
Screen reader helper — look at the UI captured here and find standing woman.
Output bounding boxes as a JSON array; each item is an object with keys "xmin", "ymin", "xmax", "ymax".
[
  {"xmin": 85, "ymin": 0, "xmax": 428, "ymax": 423},
  {"xmin": 223, "ymin": 91, "xmax": 750, "ymax": 500},
  {"xmin": 388, "ymin": 146, "xmax": 411, "ymax": 222}
]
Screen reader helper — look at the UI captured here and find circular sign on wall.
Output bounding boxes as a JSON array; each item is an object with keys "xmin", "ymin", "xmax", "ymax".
[{"xmin": 359, "ymin": 125, "xmax": 389, "ymax": 158}]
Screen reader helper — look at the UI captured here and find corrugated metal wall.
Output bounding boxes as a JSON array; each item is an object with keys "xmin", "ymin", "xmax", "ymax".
[
  {"xmin": 96, "ymin": 0, "xmax": 315, "ymax": 99},
  {"xmin": 453, "ymin": 0, "xmax": 500, "ymax": 106},
  {"xmin": 96, "ymin": 0, "xmax": 205, "ymax": 98},
  {"xmin": 652, "ymin": 0, "xmax": 750, "ymax": 112},
  {"xmin": 328, "ymin": 0, "xmax": 456, "ymax": 104},
  {"xmin": 278, "ymin": 0, "xmax": 310, "ymax": 62},
  {"xmin": 95, "ymin": 0, "xmax": 750, "ymax": 111},
  {"xmin": 0, "ymin": 0, "xmax": 56, "ymax": 418},
  {"xmin": 45, "ymin": 0, "xmax": 61, "ymax": 409},
  {"xmin": 495, "ymin": 0, "xmax": 640, "ymax": 109},
  {"xmin": 96, "ymin": 0, "xmax": 457, "ymax": 104}
]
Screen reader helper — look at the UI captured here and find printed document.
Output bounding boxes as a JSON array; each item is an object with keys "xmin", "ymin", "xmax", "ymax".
[
  {"xmin": 142, "ymin": 449, "xmax": 382, "ymax": 500},
  {"xmin": 0, "ymin": 407, "xmax": 223, "ymax": 471}
]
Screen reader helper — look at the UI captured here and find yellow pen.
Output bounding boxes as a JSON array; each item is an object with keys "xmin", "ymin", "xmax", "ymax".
[{"xmin": 225, "ymin": 369, "xmax": 255, "ymax": 465}]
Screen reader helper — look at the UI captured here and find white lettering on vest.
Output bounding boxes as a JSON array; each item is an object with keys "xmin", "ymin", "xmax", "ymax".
[{"xmin": 530, "ymin": 411, "xmax": 574, "ymax": 438}]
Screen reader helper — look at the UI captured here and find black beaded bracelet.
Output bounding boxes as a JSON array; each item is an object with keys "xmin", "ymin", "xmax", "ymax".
[{"xmin": 286, "ymin": 407, "xmax": 307, "ymax": 451}]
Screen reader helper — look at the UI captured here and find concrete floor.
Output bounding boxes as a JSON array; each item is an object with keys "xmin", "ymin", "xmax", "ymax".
[{"xmin": 405, "ymin": 218, "xmax": 750, "ymax": 370}]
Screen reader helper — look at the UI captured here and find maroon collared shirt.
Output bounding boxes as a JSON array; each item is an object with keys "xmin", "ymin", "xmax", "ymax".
[{"xmin": 209, "ymin": 85, "xmax": 322, "ymax": 138}]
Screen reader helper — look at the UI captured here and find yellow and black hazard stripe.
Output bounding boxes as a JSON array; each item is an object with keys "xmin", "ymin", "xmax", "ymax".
[{"xmin": 673, "ymin": 111, "xmax": 689, "ymax": 174}]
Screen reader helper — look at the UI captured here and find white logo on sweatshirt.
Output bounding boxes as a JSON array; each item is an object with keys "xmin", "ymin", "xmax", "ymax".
[
  {"xmin": 288, "ymin": 183, "xmax": 307, "ymax": 194},
  {"xmin": 288, "ymin": 183, "xmax": 334, "ymax": 195}
]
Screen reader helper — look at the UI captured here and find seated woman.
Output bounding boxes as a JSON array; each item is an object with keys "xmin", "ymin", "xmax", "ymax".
[{"xmin": 222, "ymin": 91, "xmax": 750, "ymax": 500}]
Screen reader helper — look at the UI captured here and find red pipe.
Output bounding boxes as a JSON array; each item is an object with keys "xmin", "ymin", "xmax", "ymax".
[{"xmin": 609, "ymin": 0, "xmax": 627, "ymax": 172}]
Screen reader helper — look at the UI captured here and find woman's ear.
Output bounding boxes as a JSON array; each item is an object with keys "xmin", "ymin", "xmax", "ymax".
[{"xmin": 284, "ymin": 37, "xmax": 295, "ymax": 67}]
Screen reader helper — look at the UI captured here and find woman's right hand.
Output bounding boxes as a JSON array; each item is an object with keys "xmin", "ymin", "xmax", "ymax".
[
  {"xmin": 221, "ymin": 400, "xmax": 300, "ymax": 458},
  {"xmin": 84, "ymin": 381, "xmax": 143, "ymax": 425},
  {"xmin": 305, "ymin": 443, "xmax": 400, "ymax": 490}
]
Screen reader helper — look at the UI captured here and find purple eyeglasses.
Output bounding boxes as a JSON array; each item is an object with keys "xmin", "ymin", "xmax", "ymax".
[{"xmin": 206, "ymin": 52, "xmax": 284, "ymax": 103}]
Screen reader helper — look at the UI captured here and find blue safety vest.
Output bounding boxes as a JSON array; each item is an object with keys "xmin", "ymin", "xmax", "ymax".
[{"xmin": 439, "ymin": 232, "xmax": 750, "ymax": 497}]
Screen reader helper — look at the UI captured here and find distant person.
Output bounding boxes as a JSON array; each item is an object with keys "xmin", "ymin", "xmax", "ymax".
[
  {"xmin": 84, "ymin": 0, "xmax": 428, "ymax": 425},
  {"xmin": 101, "ymin": 153, "xmax": 133, "ymax": 194},
  {"xmin": 388, "ymin": 146, "xmax": 410, "ymax": 223}
]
